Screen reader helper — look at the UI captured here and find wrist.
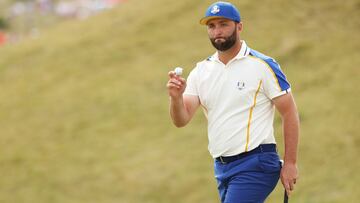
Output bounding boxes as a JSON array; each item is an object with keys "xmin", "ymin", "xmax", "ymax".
[
  {"xmin": 170, "ymin": 95, "xmax": 183, "ymax": 102},
  {"xmin": 283, "ymin": 159, "xmax": 297, "ymax": 165}
]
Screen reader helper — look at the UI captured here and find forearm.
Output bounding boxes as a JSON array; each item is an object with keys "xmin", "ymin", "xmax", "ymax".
[
  {"xmin": 282, "ymin": 111, "xmax": 300, "ymax": 164},
  {"xmin": 169, "ymin": 96, "xmax": 191, "ymax": 127},
  {"xmin": 274, "ymin": 93, "xmax": 299, "ymax": 194}
]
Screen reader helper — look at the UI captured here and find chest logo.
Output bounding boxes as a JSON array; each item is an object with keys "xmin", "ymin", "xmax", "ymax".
[{"xmin": 237, "ymin": 81, "xmax": 245, "ymax": 90}]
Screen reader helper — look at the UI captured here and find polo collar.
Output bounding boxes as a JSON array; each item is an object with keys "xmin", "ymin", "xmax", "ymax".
[{"xmin": 235, "ymin": 40, "xmax": 250, "ymax": 59}]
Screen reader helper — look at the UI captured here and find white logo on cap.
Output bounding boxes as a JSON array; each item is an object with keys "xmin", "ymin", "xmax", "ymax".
[{"xmin": 211, "ymin": 5, "xmax": 220, "ymax": 14}]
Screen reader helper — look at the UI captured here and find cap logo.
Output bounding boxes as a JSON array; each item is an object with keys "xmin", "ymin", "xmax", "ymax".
[{"xmin": 211, "ymin": 5, "xmax": 220, "ymax": 14}]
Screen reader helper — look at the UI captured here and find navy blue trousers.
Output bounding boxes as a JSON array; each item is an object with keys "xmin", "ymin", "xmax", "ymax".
[{"xmin": 214, "ymin": 152, "xmax": 281, "ymax": 203}]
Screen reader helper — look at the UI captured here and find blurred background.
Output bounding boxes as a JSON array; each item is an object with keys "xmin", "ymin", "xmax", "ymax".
[{"xmin": 0, "ymin": 0, "xmax": 359, "ymax": 202}]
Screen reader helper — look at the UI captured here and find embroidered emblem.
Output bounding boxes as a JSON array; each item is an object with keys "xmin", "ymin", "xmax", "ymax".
[
  {"xmin": 237, "ymin": 81, "xmax": 245, "ymax": 90},
  {"xmin": 211, "ymin": 5, "xmax": 220, "ymax": 14}
]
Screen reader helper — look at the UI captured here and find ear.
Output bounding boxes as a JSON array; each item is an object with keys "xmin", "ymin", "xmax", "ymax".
[{"xmin": 237, "ymin": 22, "xmax": 243, "ymax": 32}]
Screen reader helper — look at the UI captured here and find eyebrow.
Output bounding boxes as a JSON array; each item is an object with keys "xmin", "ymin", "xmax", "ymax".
[{"xmin": 218, "ymin": 20, "xmax": 230, "ymax": 23}]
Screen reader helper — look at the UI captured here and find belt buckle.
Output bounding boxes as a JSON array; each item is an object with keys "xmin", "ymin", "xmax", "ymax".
[{"xmin": 219, "ymin": 156, "xmax": 226, "ymax": 164}]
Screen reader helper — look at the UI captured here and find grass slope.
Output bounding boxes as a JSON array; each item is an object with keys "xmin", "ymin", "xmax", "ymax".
[{"xmin": 0, "ymin": 0, "xmax": 359, "ymax": 202}]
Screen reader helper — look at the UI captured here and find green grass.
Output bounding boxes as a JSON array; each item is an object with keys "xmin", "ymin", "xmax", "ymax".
[{"xmin": 0, "ymin": 0, "xmax": 359, "ymax": 202}]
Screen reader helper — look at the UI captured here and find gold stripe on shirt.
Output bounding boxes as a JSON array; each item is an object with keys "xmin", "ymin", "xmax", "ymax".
[{"xmin": 245, "ymin": 80, "xmax": 263, "ymax": 152}]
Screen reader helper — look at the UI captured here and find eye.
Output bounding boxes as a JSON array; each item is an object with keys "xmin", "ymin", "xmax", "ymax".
[{"xmin": 207, "ymin": 24, "xmax": 215, "ymax": 29}]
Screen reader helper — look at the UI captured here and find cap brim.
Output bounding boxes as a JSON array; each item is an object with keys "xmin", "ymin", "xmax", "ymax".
[{"xmin": 199, "ymin": 16, "xmax": 225, "ymax": 25}]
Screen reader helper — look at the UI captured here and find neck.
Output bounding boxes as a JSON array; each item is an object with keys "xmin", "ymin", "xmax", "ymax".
[{"xmin": 218, "ymin": 40, "xmax": 242, "ymax": 65}]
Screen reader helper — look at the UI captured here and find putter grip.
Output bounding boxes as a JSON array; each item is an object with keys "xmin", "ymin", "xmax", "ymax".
[{"xmin": 284, "ymin": 190, "xmax": 288, "ymax": 203}]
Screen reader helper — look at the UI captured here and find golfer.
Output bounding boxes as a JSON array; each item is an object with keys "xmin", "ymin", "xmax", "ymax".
[{"xmin": 166, "ymin": 1, "xmax": 299, "ymax": 202}]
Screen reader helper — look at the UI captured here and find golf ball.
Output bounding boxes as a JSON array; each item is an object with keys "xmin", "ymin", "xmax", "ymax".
[{"xmin": 174, "ymin": 67, "xmax": 183, "ymax": 76}]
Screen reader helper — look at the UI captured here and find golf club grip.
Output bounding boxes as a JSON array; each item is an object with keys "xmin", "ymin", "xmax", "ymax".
[{"xmin": 284, "ymin": 190, "xmax": 288, "ymax": 203}]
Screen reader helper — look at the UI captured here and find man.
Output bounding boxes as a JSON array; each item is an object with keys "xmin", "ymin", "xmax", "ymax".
[{"xmin": 166, "ymin": 1, "xmax": 299, "ymax": 202}]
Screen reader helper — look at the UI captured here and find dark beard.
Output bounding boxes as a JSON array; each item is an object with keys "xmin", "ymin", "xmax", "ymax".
[{"xmin": 210, "ymin": 28, "xmax": 237, "ymax": 51}]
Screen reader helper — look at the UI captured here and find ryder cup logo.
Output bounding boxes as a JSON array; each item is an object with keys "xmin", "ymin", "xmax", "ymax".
[
  {"xmin": 237, "ymin": 81, "xmax": 245, "ymax": 90},
  {"xmin": 211, "ymin": 5, "xmax": 220, "ymax": 14}
]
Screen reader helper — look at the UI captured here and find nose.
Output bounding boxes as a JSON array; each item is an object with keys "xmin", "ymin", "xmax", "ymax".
[
  {"xmin": 212, "ymin": 26, "xmax": 223, "ymax": 38},
  {"xmin": 214, "ymin": 29, "xmax": 222, "ymax": 37}
]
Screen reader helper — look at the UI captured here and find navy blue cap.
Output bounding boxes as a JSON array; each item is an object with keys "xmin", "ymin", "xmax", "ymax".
[{"xmin": 200, "ymin": 1, "xmax": 241, "ymax": 25}]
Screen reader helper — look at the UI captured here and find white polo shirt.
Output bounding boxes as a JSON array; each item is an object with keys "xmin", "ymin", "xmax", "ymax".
[{"xmin": 184, "ymin": 41, "xmax": 291, "ymax": 158}]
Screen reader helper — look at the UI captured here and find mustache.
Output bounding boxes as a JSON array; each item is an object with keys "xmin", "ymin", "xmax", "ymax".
[{"xmin": 212, "ymin": 37, "xmax": 226, "ymax": 40}]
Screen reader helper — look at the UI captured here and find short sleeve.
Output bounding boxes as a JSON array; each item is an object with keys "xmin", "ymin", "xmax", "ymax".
[
  {"xmin": 184, "ymin": 66, "xmax": 199, "ymax": 96},
  {"xmin": 262, "ymin": 58, "xmax": 291, "ymax": 99}
]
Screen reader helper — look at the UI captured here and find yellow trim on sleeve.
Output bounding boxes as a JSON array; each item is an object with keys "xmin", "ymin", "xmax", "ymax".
[
  {"xmin": 248, "ymin": 55, "xmax": 281, "ymax": 91},
  {"xmin": 245, "ymin": 80, "xmax": 263, "ymax": 152}
]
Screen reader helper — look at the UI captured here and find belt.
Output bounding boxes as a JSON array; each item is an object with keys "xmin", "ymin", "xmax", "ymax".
[{"xmin": 215, "ymin": 144, "xmax": 277, "ymax": 164}]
